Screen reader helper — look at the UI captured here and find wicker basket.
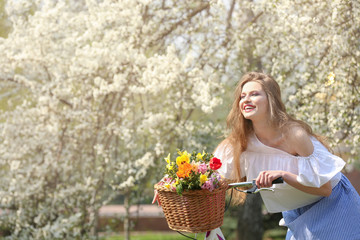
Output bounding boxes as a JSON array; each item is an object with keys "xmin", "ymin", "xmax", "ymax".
[{"xmin": 154, "ymin": 182, "xmax": 228, "ymax": 233}]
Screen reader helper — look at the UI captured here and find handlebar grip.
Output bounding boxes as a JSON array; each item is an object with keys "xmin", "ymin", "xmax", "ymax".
[{"xmin": 272, "ymin": 177, "xmax": 284, "ymax": 184}]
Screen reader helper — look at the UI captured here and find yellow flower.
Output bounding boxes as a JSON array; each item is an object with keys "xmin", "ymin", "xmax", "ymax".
[
  {"xmin": 325, "ymin": 72, "xmax": 335, "ymax": 86},
  {"xmin": 176, "ymin": 151, "xmax": 190, "ymax": 166},
  {"xmin": 166, "ymin": 162, "xmax": 174, "ymax": 171},
  {"xmin": 171, "ymin": 163, "xmax": 175, "ymax": 171},
  {"xmin": 164, "ymin": 183, "xmax": 171, "ymax": 189},
  {"xmin": 177, "ymin": 150, "xmax": 191, "ymax": 158},
  {"xmin": 200, "ymin": 174, "xmax": 208, "ymax": 185},
  {"xmin": 165, "ymin": 154, "xmax": 175, "ymax": 171},
  {"xmin": 196, "ymin": 151, "xmax": 205, "ymax": 160},
  {"xmin": 164, "ymin": 153, "xmax": 171, "ymax": 164}
]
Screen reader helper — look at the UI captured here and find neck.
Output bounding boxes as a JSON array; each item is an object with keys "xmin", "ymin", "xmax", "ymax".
[{"xmin": 252, "ymin": 120, "xmax": 281, "ymax": 143}]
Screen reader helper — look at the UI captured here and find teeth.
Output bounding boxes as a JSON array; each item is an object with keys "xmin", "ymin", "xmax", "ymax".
[{"xmin": 245, "ymin": 106, "xmax": 254, "ymax": 109}]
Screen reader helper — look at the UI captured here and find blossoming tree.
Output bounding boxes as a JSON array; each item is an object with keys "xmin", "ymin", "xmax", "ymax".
[
  {"xmin": 0, "ymin": 0, "xmax": 224, "ymax": 238},
  {"xmin": 0, "ymin": 0, "xmax": 359, "ymax": 239}
]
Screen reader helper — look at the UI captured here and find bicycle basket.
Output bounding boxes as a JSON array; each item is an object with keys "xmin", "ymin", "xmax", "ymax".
[{"xmin": 154, "ymin": 182, "xmax": 227, "ymax": 233}]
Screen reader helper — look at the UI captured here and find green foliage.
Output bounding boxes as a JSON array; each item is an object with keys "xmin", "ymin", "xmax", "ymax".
[
  {"xmin": 175, "ymin": 184, "xmax": 183, "ymax": 196},
  {"xmin": 0, "ymin": 0, "xmax": 11, "ymax": 38},
  {"xmin": 263, "ymin": 228, "xmax": 287, "ymax": 240}
]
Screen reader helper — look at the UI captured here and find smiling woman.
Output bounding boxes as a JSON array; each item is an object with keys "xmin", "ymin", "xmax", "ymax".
[{"xmin": 211, "ymin": 72, "xmax": 360, "ymax": 240}]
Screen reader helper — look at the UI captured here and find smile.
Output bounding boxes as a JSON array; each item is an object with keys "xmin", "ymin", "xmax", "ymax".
[{"xmin": 243, "ymin": 104, "xmax": 255, "ymax": 112}]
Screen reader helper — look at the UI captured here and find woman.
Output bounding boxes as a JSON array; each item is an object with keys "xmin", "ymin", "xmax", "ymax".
[{"xmin": 214, "ymin": 72, "xmax": 360, "ymax": 239}]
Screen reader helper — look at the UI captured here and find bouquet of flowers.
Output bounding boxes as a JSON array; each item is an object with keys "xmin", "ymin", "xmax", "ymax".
[{"xmin": 157, "ymin": 150, "xmax": 223, "ymax": 195}]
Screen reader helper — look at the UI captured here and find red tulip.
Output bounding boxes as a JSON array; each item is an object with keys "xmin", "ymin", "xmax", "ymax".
[{"xmin": 209, "ymin": 157, "xmax": 222, "ymax": 170}]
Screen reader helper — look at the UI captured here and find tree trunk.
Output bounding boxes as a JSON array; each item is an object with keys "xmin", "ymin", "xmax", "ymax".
[
  {"xmin": 124, "ymin": 190, "xmax": 131, "ymax": 240},
  {"xmin": 90, "ymin": 207, "xmax": 99, "ymax": 239},
  {"xmin": 89, "ymin": 187, "xmax": 99, "ymax": 239},
  {"xmin": 237, "ymin": 194, "xmax": 263, "ymax": 240}
]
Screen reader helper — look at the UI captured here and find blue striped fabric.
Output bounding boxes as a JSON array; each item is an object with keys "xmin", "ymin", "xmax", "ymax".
[{"xmin": 282, "ymin": 174, "xmax": 360, "ymax": 240}]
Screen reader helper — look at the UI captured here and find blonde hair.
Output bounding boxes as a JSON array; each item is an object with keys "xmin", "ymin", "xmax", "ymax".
[{"xmin": 222, "ymin": 72, "xmax": 326, "ymax": 204}]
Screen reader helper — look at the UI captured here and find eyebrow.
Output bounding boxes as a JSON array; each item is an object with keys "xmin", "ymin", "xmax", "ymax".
[{"xmin": 241, "ymin": 90, "xmax": 261, "ymax": 95}]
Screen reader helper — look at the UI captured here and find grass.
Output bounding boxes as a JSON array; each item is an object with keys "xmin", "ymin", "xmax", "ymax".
[
  {"xmin": 263, "ymin": 228, "xmax": 287, "ymax": 240},
  {"xmin": 100, "ymin": 229, "xmax": 287, "ymax": 240},
  {"xmin": 101, "ymin": 232, "xmax": 206, "ymax": 240}
]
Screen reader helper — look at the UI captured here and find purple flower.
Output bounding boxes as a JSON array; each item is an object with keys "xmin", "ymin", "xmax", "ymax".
[{"xmin": 201, "ymin": 180, "xmax": 215, "ymax": 191}]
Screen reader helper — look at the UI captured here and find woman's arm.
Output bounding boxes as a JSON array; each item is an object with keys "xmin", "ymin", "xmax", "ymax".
[
  {"xmin": 256, "ymin": 170, "xmax": 332, "ymax": 197},
  {"xmin": 256, "ymin": 127, "xmax": 332, "ymax": 197}
]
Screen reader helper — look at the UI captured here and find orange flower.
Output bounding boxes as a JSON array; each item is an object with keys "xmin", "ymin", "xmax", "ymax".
[{"xmin": 176, "ymin": 162, "xmax": 192, "ymax": 178}]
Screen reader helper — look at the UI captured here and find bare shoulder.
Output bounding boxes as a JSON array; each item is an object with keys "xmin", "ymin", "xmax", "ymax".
[{"xmin": 286, "ymin": 126, "xmax": 314, "ymax": 157}]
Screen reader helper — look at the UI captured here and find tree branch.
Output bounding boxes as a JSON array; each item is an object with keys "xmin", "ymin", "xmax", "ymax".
[{"xmin": 151, "ymin": 2, "xmax": 210, "ymax": 44}]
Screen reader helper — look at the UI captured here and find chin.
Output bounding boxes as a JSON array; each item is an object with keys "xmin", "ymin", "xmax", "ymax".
[{"xmin": 242, "ymin": 114, "xmax": 254, "ymax": 120}]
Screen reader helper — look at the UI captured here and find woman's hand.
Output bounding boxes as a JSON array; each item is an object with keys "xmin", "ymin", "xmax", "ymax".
[
  {"xmin": 256, "ymin": 170, "xmax": 332, "ymax": 197},
  {"xmin": 256, "ymin": 170, "xmax": 285, "ymax": 188},
  {"xmin": 151, "ymin": 190, "xmax": 161, "ymax": 206}
]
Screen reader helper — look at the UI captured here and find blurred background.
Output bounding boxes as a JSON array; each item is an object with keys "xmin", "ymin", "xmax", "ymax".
[{"xmin": 0, "ymin": 0, "xmax": 359, "ymax": 239}]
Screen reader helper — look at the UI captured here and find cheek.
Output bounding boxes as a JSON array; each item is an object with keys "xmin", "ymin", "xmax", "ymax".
[
  {"xmin": 258, "ymin": 98, "xmax": 269, "ymax": 111},
  {"xmin": 238, "ymin": 100, "xmax": 244, "ymax": 111}
]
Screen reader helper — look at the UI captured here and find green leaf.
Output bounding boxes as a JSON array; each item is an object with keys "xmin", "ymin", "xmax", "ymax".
[{"xmin": 176, "ymin": 184, "xmax": 183, "ymax": 196}]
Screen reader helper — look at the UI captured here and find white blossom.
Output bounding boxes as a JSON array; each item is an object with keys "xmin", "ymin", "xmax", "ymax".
[{"xmin": 0, "ymin": 0, "xmax": 358, "ymax": 238}]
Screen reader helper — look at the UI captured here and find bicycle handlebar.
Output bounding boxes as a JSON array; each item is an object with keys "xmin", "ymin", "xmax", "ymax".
[{"xmin": 228, "ymin": 177, "xmax": 284, "ymax": 194}]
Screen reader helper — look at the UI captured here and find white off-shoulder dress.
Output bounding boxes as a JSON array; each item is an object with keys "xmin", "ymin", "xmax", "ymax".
[{"xmin": 211, "ymin": 134, "xmax": 360, "ymax": 240}]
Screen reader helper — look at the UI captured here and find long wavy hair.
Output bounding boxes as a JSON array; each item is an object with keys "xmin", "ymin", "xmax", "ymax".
[{"xmin": 220, "ymin": 72, "xmax": 326, "ymax": 204}]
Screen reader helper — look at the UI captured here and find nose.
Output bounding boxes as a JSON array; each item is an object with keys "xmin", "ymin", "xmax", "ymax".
[
  {"xmin": 239, "ymin": 96, "xmax": 249, "ymax": 109},
  {"xmin": 241, "ymin": 95, "xmax": 250, "ymax": 102}
]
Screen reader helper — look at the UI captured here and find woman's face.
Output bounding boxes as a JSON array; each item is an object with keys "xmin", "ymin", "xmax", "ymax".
[{"xmin": 239, "ymin": 81, "xmax": 269, "ymax": 121}]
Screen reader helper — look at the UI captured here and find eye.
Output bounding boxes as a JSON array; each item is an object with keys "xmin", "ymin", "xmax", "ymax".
[{"xmin": 251, "ymin": 92, "xmax": 259, "ymax": 96}]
